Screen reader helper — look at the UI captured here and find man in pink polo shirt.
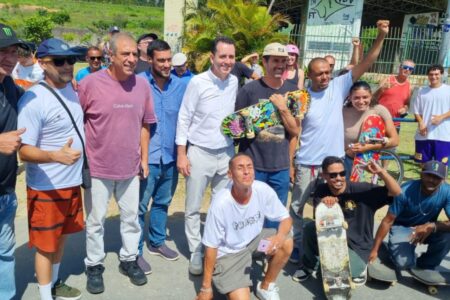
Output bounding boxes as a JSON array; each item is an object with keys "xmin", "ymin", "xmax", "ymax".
[{"xmin": 78, "ymin": 32, "xmax": 156, "ymax": 294}]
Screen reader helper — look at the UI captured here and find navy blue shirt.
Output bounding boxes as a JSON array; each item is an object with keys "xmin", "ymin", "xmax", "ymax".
[{"xmin": 139, "ymin": 71, "xmax": 187, "ymax": 164}]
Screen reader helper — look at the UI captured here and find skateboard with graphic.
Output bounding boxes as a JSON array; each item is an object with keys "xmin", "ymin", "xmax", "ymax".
[
  {"xmin": 316, "ymin": 202, "xmax": 354, "ymax": 299},
  {"xmin": 350, "ymin": 114, "xmax": 386, "ymax": 183},
  {"xmin": 221, "ymin": 89, "xmax": 310, "ymax": 139},
  {"xmin": 367, "ymin": 243, "xmax": 397, "ymax": 286},
  {"xmin": 410, "ymin": 267, "xmax": 450, "ymax": 295}
]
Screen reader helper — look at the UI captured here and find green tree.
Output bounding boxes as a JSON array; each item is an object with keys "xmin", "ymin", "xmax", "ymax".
[
  {"xmin": 183, "ymin": 0, "xmax": 290, "ymax": 72},
  {"xmin": 24, "ymin": 16, "xmax": 54, "ymax": 44}
]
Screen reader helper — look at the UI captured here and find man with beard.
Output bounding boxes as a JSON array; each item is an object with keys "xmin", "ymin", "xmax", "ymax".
[
  {"xmin": 18, "ymin": 38, "xmax": 84, "ymax": 300},
  {"xmin": 79, "ymin": 32, "xmax": 156, "ymax": 294},
  {"xmin": 235, "ymin": 42, "xmax": 300, "ymax": 230},
  {"xmin": 0, "ymin": 22, "xmax": 27, "ymax": 300},
  {"xmin": 370, "ymin": 160, "xmax": 450, "ymax": 271},
  {"xmin": 176, "ymin": 36, "xmax": 238, "ymax": 276},
  {"xmin": 136, "ymin": 40, "xmax": 188, "ymax": 273},
  {"xmin": 295, "ymin": 157, "xmax": 400, "ymax": 285}
]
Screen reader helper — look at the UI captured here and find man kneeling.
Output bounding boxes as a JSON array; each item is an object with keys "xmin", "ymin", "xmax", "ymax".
[{"xmin": 196, "ymin": 153, "xmax": 293, "ymax": 300}]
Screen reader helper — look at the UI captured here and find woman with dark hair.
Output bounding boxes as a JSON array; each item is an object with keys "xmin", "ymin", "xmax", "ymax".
[
  {"xmin": 283, "ymin": 44, "xmax": 305, "ymax": 89},
  {"xmin": 343, "ymin": 81, "xmax": 399, "ymax": 174}
]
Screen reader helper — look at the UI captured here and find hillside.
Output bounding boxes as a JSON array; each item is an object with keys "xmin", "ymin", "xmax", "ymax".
[{"xmin": 0, "ymin": 0, "xmax": 163, "ymax": 44}]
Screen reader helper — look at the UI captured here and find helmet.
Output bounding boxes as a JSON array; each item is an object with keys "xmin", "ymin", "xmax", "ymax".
[{"xmin": 286, "ymin": 44, "xmax": 299, "ymax": 55}]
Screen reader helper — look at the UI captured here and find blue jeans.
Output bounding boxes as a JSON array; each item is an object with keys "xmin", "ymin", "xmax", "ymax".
[
  {"xmin": 388, "ymin": 225, "xmax": 450, "ymax": 270},
  {"xmin": 255, "ymin": 169, "xmax": 289, "ymax": 229},
  {"xmin": 0, "ymin": 192, "xmax": 17, "ymax": 300},
  {"xmin": 138, "ymin": 162, "xmax": 178, "ymax": 255}
]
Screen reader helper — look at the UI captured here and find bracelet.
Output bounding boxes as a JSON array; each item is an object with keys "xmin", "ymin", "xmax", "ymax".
[{"xmin": 200, "ymin": 287, "xmax": 213, "ymax": 293}]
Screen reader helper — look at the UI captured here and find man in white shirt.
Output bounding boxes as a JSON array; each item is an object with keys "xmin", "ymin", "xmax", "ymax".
[
  {"xmin": 414, "ymin": 64, "xmax": 450, "ymax": 166},
  {"xmin": 290, "ymin": 20, "xmax": 390, "ymax": 275},
  {"xmin": 196, "ymin": 153, "xmax": 292, "ymax": 300},
  {"xmin": 176, "ymin": 36, "xmax": 238, "ymax": 275}
]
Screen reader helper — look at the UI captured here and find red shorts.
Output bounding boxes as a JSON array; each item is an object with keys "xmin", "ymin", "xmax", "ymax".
[{"xmin": 27, "ymin": 186, "xmax": 84, "ymax": 253}]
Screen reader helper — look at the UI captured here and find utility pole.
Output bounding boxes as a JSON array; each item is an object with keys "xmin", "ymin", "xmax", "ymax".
[{"xmin": 439, "ymin": 0, "xmax": 450, "ymax": 82}]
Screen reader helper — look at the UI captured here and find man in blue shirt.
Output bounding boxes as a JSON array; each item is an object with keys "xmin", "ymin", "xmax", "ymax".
[
  {"xmin": 370, "ymin": 160, "xmax": 450, "ymax": 270},
  {"xmin": 137, "ymin": 40, "xmax": 188, "ymax": 274},
  {"xmin": 75, "ymin": 46, "xmax": 105, "ymax": 83}
]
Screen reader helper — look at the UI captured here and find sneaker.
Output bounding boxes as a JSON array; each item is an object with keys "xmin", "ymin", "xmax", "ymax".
[
  {"xmin": 119, "ymin": 259, "xmax": 148, "ymax": 286},
  {"xmin": 352, "ymin": 269, "xmax": 367, "ymax": 286},
  {"xmin": 148, "ymin": 244, "xmax": 180, "ymax": 261},
  {"xmin": 85, "ymin": 264, "xmax": 105, "ymax": 294},
  {"xmin": 256, "ymin": 282, "xmax": 280, "ymax": 300},
  {"xmin": 52, "ymin": 279, "xmax": 81, "ymax": 300},
  {"xmin": 137, "ymin": 255, "xmax": 152, "ymax": 275},
  {"xmin": 189, "ymin": 252, "xmax": 203, "ymax": 275},
  {"xmin": 289, "ymin": 248, "xmax": 300, "ymax": 264},
  {"xmin": 292, "ymin": 267, "xmax": 312, "ymax": 282}
]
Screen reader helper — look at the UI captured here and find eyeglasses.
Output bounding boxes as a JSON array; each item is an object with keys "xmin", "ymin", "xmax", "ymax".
[
  {"xmin": 42, "ymin": 57, "xmax": 77, "ymax": 67},
  {"xmin": 89, "ymin": 56, "xmax": 103, "ymax": 62},
  {"xmin": 401, "ymin": 65, "xmax": 414, "ymax": 71},
  {"xmin": 327, "ymin": 170, "xmax": 346, "ymax": 179}
]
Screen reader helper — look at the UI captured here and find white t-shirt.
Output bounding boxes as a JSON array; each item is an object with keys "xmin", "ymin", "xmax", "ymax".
[
  {"xmin": 18, "ymin": 83, "xmax": 85, "ymax": 190},
  {"xmin": 296, "ymin": 71, "xmax": 353, "ymax": 165},
  {"xmin": 413, "ymin": 84, "xmax": 450, "ymax": 142},
  {"xmin": 12, "ymin": 62, "xmax": 44, "ymax": 83},
  {"xmin": 202, "ymin": 180, "xmax": 290, "ymax": 258}
]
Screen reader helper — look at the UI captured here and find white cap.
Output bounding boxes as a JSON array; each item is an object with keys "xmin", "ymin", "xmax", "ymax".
[{"xmin": 172, "ymin": 53, "xmax": 187, "ymax": 66}]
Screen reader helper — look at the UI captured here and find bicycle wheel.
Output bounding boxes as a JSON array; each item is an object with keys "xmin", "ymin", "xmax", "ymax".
[{"xmin": 377, "ymin": 149, "xmax": 404, "ymax": 184}]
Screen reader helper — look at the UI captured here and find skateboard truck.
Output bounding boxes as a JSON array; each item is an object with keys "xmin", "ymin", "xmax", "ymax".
[{"xmin": 240, "ymin": 111, "xmax": 255, "ymax": 139}]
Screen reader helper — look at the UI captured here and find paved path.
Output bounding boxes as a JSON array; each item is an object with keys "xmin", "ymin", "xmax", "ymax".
[{"xmin": 15, "ymin": 213, "xmax": 450, "ymax": 300}]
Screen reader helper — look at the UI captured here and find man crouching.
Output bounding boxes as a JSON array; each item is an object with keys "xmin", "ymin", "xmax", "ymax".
[{"xmin": 196, "ymin": 153, "xmax": 293, "ymax": 300}]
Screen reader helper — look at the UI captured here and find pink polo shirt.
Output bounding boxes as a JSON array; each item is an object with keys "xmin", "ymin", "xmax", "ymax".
[{"xmin": 78, "ymin": 69, "xmax": 156, "ymax": 180}]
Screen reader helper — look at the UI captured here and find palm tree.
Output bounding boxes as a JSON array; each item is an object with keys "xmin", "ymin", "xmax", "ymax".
[{"xmin": 183, "ymin": 0, "xmax": 291, "ymax": 72}]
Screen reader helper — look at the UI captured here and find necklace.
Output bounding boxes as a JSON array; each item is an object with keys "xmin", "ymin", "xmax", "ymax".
[{"xmin": 418, "ymin": 186, "xmax": 433, "ymax": 216}]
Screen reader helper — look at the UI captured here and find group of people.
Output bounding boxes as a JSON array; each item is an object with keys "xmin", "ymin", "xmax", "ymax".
[{"xmin": 0, "ymin": 18, "xmax": 449, "ymax": 300}]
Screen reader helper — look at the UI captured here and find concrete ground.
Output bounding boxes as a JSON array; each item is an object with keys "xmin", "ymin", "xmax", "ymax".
[{"xmin": 14, "ymin": 212, "xmax": 450, "ymax": 300}]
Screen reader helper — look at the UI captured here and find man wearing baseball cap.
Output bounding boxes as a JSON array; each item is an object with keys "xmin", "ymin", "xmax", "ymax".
[
  {"xmin": 0, "ymin": 22, "xmax": 27, "ymax": 300},
  {"xmin": 171, "ymin": 52, "xmax": 194, "ymax": 84},
  {"xmin": 135, "ymin": 32, "xmax": 158, "ymax": 74},
  {"xmin": 18, "ymin": 38, "xmax": 84, "ymax": 300},
  {"xmin": 235, "ymin": 42, "xmax": 300, "ymax": 231},
  {"xmin": 370, "ymin": 160, "xmax": 450, "ymax": 271}
]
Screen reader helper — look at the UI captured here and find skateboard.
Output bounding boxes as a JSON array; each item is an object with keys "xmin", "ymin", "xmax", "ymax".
[
  {"xmin": 316, "ymin": 202, "xmax": 354, "ymax": 299},
  {"xmin": 221, "ymin": 89, "xmax": 310, "ymax": 139},
  {"xmin": 350, "ymin": 114, "xmax": 386, "ymax": 183},
  {"xmin": 410, "ymin": 267, "xmax": 450, "ymax": 295},
  {"xmin": 367, "ymin": 243, "xmax": 397, "ymax": 286}
]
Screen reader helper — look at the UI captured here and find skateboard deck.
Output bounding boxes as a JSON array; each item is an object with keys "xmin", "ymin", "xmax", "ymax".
[
  {"xmin": 221, "ymin": 89, "xmax": 310, "ymax": 139},
  {"xmin": 316, "ymin": 202, "xmax": 353, "ymax": 299},
  {"xmin": 368, "ymin": 243, "xmax": 397, "ymax": 285},
  {"xmin": 410, "ymin": 267, "xmax": 450, "ymax": 295},
  {"xmin": 350, "ymin": 114, "xmax": 386, "ymax": 183}
]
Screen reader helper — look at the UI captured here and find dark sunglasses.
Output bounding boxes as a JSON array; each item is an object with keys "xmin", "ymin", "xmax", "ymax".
[
  {"xmin": 89, "ymin": 56, "xmax": 103, "ymax": 61},
  {"xmin": 401, "ymin": 65, "xmax": 414, "ymax": 71},
  {"xmin": 44, "ymin": 57, "xmax": 77, "ymax": 67},
  {"xmin": 328, "ymin": 170, "xmax": 346, "ymax": 179}
]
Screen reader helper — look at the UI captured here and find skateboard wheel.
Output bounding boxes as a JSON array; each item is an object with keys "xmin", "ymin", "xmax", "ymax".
[
  {"xmin": 246, "ymin": 131, "xmax": 255, "ymax": 139},
  {"xmin": 342, "ymin": 221, "xmax": 348, "ymax": 230},
  {"xmin": 428, "ymin": 286, "xmax": 438, "ymax": 295},
  {"xmin": 390, "ymin": 281, "xmax": 397, "ymax": 287},
  {"xmin": 323, "ymin": 283, "xmax": 330, "ymax": 293}
]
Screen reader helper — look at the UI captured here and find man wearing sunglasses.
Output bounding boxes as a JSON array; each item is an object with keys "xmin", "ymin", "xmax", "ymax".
[
  {"xmin": 293, "ymin": 156, "xmax": 401, "ymax": 286},
  {"xmin": 75, "ymin": 46, "xmax": 105, "ymax": 83},
  {"xmin": 18, "ymin": 38, "xmax": 84, "ymax": 300},
  {"xmin": 375, "ymin": 59, "xmax": 415, "ymax": 132}
]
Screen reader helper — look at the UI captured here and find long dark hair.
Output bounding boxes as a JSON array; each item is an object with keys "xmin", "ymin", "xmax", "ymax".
[{"xmin": 344, "ymin": 80, "xmax": 375, "ymax": 108}]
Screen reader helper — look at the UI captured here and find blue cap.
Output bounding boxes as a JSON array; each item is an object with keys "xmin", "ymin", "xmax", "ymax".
[{"xmin": 36, "ymin": 38, "xmax": 83, "ymax": 58}]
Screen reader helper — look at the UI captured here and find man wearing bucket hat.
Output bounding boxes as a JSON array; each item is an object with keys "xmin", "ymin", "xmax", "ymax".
[
  {"xmin": 370, "ymin": 160, "xmax": 450, "ymax": 270},
  {"xmin": 18, "ymin": 38, "xmax": 85, "ymax": 300},
  {"xmin": 235, "ymin": 42, "xmax": 300, "ymax": 229},
  {"xmin": 0, "ymin": 22, "xmax": 27, "ymax": 300}
]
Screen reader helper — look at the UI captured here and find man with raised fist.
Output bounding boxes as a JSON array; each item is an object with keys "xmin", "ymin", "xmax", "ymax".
[{"xmin": 18, "ymin": 38, "xmax": 84, "ymax": 300}]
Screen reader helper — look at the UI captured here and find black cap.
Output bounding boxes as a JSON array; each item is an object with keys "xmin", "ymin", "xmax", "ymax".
[
  {"xmin": 109, "ymin": 26, "xmax": 120, "ymax": 33},
  {"xmin": 137, "ymin": 33, "xmax": 158, "ymax": 43},
  {"xmin": 422, "ymin": 160, "xmax": 447, "ymax": 179},
  {"xmin": 0, "ymin": 23, "xmax": 27, "ymax": 49}
]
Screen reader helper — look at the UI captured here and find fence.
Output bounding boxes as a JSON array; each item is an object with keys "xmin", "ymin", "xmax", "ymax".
[{"xmin": 289, "ymin": 23, "xmax": 444, "ymax": 82}]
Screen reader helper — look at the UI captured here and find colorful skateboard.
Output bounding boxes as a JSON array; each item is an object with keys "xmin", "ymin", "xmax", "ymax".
[
  {"xmin": 368, "ymin": 243, "xmax": 397, "ymax": 286},
  {"xmin": 350, "ymin": 114, "xmax": 386, "ymax": 183},
  {"xmin": 316, "ymin": 202, "xmax": 354, "ymax": 299},
  {"xmin": 410, "ymin": 267, "xmax": 450, "ymax": 295},
  {"xmin": 221, "ymin": 90, "xmax": 310, "ymax": 139}
]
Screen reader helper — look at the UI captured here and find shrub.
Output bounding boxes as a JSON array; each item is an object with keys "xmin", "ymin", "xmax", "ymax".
[
  {"xmin": 24, "ymin": 15, "xmax": 54, "ymax": 44},
  {"xmin": 62, "ymin": 32, "xmax": 77, "ymax": 42},
  {"xmin": 51, "ymin": 11, "xmax": 71, "ymax": 25}
]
